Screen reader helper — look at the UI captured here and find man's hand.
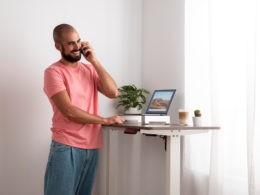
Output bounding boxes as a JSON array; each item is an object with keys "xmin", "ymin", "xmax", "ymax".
[
  {"xmin": 103, "ymin": 115, "xmax": 125, "ymax": 125},
  {"xmin": 81, "ymin": 41, "xmax": 96, "ymax": 63}
]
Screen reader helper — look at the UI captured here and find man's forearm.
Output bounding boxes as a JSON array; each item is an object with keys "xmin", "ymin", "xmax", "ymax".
[
  {"xmin": 64, "ymin": 104, "xmax": 106, "ymax": 124},
  {"xmin": 63, "ymin": 104, "xmax": 124, "ymax": 125}
]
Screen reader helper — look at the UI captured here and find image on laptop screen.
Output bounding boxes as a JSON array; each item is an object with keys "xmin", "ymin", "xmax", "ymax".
[{"xmin": 145, "ymin": 89, "xmax": 176, "ymax": 115}]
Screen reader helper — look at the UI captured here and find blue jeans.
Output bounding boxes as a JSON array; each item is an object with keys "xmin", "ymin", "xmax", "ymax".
[{"xmin": 44, "ymin": 141, "xmax": 99, "ymax": 195}]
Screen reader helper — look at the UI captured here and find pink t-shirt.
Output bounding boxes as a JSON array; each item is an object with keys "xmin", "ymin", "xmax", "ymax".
[{"xmin": 44, "ymin": 61, "xmax": 103, "ymax": 149}]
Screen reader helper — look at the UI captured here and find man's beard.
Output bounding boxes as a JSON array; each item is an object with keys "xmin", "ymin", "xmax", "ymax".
[{"xmin": 61, "ymin": 46, "xmax": 81, "ymax": 62}]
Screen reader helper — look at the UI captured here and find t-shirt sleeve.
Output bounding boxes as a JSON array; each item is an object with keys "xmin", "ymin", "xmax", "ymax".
[
  {"xmin": 44, "ymin": 67, "xmax": 66, "ymax": 98},
  {"xmin": 83, "ymin": 62, "xmax": 100, "ymax": 84},
  {"xmin": 90, "ymin": 64, "xmax": 100, "ymax": 83}
]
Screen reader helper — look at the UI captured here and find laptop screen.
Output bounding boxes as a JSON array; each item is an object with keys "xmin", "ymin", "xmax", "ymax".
[{"xmin": 145, "ymin": 89, "xmax": 176, "ymax": 115}]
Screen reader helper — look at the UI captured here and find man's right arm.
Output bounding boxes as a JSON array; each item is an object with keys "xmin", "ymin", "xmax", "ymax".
[{"xmin": 51, "ymin": 90, "xmax": 124, "ymax": 125}]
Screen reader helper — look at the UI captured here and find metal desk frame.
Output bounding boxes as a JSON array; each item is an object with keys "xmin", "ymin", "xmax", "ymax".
[{"xmin": 103, "ymin": 124, "xmax": 220, "ymax": 195}]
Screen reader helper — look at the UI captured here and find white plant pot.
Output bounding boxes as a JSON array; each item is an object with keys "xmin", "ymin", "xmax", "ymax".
[
  {"xmin": 192, "ymin": 116, "xmax": 202, "ymax": 127},
  {"xmin": 125, "ymin": 107, "xmax": 141, "ymax": 115}
]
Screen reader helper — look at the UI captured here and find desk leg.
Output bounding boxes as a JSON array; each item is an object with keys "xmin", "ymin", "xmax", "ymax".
[
  {"xmin": 166, "ymin": 135, "xmax": 180, "ymax": 195},
  {"xmin": 107, "ymin": 129, "xmax": 119, "ymax": 195}
]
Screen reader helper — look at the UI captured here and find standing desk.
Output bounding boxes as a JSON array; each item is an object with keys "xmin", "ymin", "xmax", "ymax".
[{"xmin": 103, "ymin": 124, "xmax": 220, "ymax": 195}]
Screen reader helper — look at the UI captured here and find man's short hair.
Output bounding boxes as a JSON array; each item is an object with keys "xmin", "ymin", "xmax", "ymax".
[{"xmin": 53, "ymin": 23, "xmax": 76, "ymax": 43}]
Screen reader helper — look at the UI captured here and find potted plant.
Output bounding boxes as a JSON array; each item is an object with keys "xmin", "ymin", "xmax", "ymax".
[
  {"xmin": 117, "ymin": 84, "xmax": 149, "ymax": 114},
  {"xmin": 192, "ymin": 109, "xmax": 202, "ymax": 127}
]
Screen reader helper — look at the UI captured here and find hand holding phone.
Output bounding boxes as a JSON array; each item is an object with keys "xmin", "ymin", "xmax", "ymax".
[
  {"xmin": 80, "ymin": 41, "xmax": 93, "ymax": 58},
  {"xmin": 80, "ymin": 48, "xmax": 90, "ymax": 57}
]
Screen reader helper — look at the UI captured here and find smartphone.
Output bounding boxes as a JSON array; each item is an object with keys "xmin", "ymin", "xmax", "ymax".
[{"xmin": 80, "ymin": 48, "xmax": 90, "ymax": 57}]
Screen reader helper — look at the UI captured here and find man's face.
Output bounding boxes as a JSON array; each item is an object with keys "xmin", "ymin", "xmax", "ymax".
[{"xmin": 59, "ymin": 30, "xmax": 82, "ymax": 62}]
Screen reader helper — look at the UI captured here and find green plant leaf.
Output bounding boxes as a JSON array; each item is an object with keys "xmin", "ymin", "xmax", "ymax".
[{"xmin": 116, "ymin": 84, "xmax": 150, "ymax": 111}]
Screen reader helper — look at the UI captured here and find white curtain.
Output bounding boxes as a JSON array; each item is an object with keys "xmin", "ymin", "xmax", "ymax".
[{"xmin": 183, "ymin": 0, "xmax": 260, "ymax": 194}]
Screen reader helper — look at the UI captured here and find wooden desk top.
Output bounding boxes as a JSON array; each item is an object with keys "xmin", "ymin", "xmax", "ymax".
[{"xmin": 103, "ymin": 123, "xmax": 220, "ymax": 130}]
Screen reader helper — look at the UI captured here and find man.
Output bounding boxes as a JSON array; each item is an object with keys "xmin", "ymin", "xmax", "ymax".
[{"xmin": 43, "ymin": 23, "xmax": 124, "ymax": 195}]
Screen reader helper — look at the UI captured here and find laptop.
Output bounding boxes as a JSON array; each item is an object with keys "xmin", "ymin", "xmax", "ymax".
[{"xmin": 144, "ymin": 89, "xmax": 176, "ymax": 115}]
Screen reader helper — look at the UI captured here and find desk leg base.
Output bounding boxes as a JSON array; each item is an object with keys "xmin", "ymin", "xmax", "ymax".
[{"xmin": 166, "ymin": 135, "xmax": 180, "ymax": 195}]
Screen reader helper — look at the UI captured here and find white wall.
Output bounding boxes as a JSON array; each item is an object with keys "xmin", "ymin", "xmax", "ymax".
[
  {"xmin": 0, "ymin": 0, "xmax": 184, "ymax": 195},
  {"xmin": 142, "ymin": 0, "xmax": 185, "ymax": 116},
  {"xmin": 0, "ymin": 0, "xmax": 142, "ymax": 194}
]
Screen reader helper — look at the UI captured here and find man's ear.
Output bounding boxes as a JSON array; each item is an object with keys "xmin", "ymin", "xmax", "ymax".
[{"xmin": 55, "ymin": 42, "xmax": 62, "ymax": 51}]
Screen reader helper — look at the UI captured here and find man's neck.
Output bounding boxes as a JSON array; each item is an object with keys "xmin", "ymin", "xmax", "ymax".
[{"xmin": 59, "ymin": 59, "xmax": 78, "ymax": 67}]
